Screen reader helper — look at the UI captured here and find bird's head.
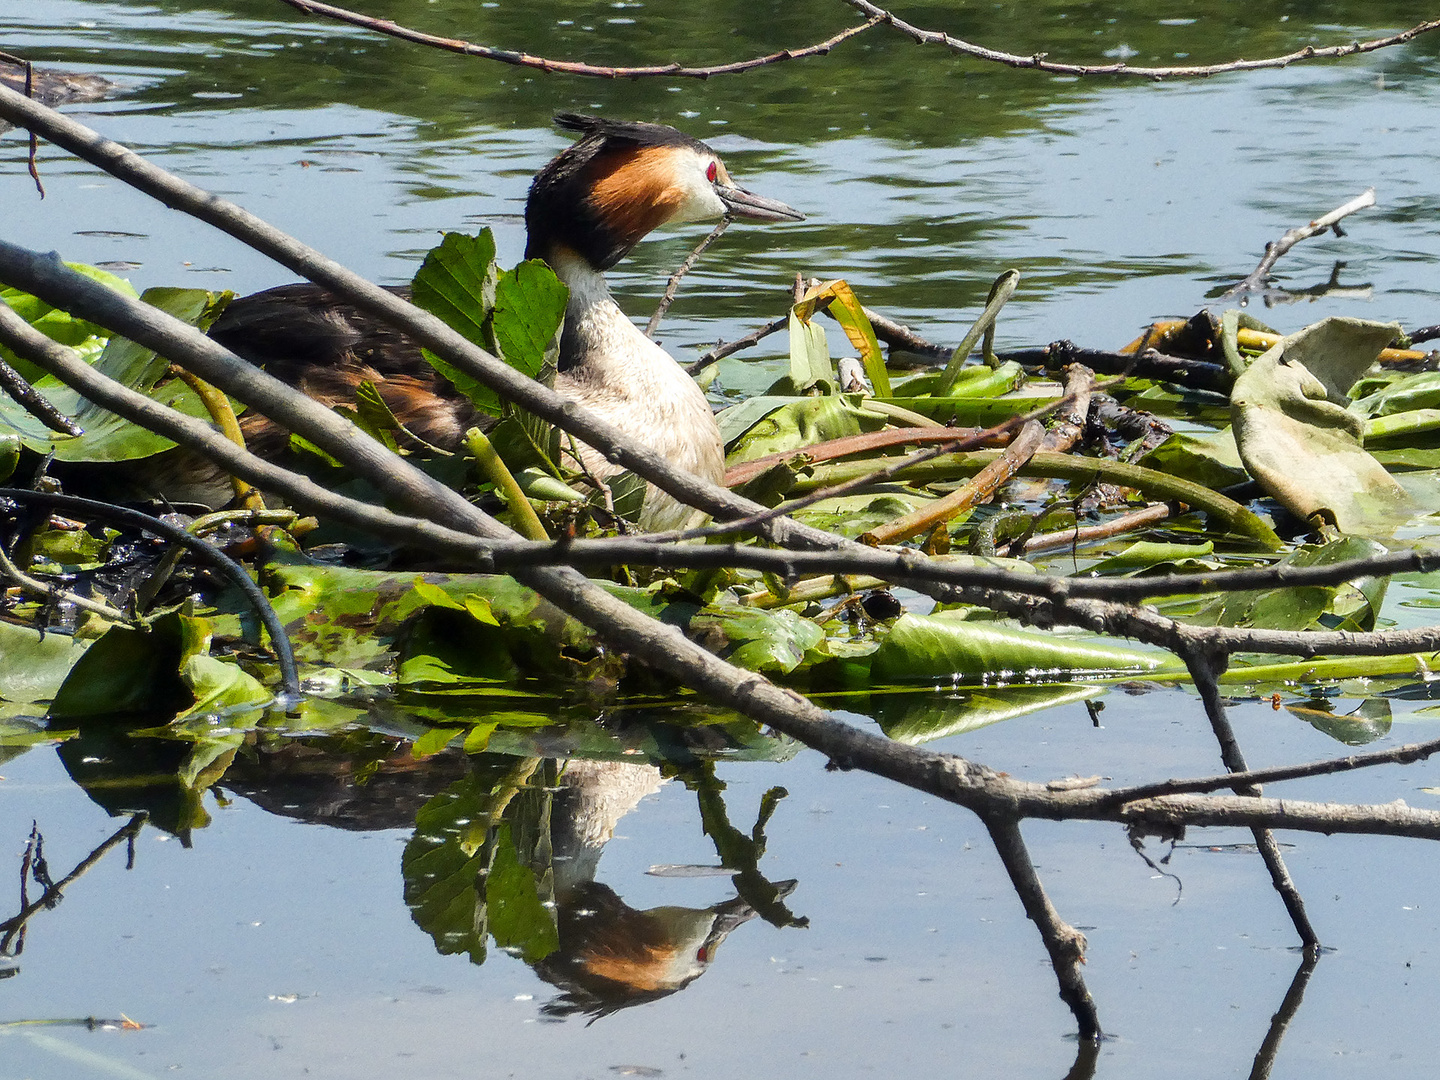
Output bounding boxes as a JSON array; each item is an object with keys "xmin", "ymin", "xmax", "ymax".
[{"xmin": 525, "ymin": 112, "xmax": 803, "ymax": 271}]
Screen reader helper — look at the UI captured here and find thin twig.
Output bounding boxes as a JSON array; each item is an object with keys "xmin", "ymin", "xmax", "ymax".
[
  {"xmin": 0, "ymin": 815, "xmax": 146, "ymax": 953},
  {"xmin": 722, "ymin": 425, "xmax": 996, "ymax": 488},
  {"xmin": 0, "ymin": 53, "xmax": 45, "ymax": 197},
  {"xmin": 684, "ymin": 313, "xmax": 789, "ymax": 376},
  {"xmin": 846, "ymin": 2, "xmax": 1440, "ymax": 79},
  {"xmin": 1101, "ymin": 732, "xmax": 1440, "ymax": 809},
  {"xmin": 1021, "ymin": 501, "xmax": 1173, "ymax": 554},
  {"xmin": 646, "ymin": 216, "xmax": 729, "ymax": 339},
  {"xmin": 861, "ymin": 419, "xmax": 1044, "ymax": 546},
  {"xmin": 0, "ymin": 352, "xmax": 81, "ymax": 435},
  {"xmin": 1222, "ymin": 189, "xmax": 1377, "ymax": 299},
  {"xmin": 278, "ymin": 0, "xmax": 883, "ymax": 77}
]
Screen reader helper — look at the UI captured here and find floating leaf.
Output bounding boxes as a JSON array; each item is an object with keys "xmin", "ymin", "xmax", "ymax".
[
  {"xmin": 1230, "ymin": 316, "xmax": 1411, "ymax": 534},
  {"xmin": 0, "ymin": 619, "xmax": 91, "ymax": 704},
  {"xmin": 869, "ymin": 613, "xmax": 1169, "ymax": 683},
  {"xmin": 720, "ymin": 394, "xmax": 889, "ymax": 463},
  {"xmin": 49, "ymin": 612, "xmax": 210, "ymax": 719}
]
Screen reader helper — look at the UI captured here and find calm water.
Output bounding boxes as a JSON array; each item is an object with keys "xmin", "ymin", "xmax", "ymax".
[{"xmin": 4, "ymin": 1, "xmax": 1440, "ymax": 1076}]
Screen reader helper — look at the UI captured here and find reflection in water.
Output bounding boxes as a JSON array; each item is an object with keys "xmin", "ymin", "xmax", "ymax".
[
  {"xmin": 400, "ymin": 752, "xmax": 803, "ymax": 1018},
  {"xmin": 0, "ymin": 813, "xmax": 145, "ymax": 979},
  {"xmin": 1248, "ymin": 950, "xmax": 1320, "ymax": 1080},
  {"xmin": 222, "ymin": 731, "xmax": 471, "ymax": 830},
  {"xmin": 537, "ymin": 759, "xmax": 796, "ymax": 1019},
  {"xmin": 42, "ymin": 713, "xmax": 801, "ymax": 1016}
]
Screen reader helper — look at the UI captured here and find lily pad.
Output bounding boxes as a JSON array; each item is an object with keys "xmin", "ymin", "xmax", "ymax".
[
  {"xmin": 1230, "ymin": 316, "xmax": 1411, "ymax": 534},
  {"xmin": 869, "ymin": 613, "xmax": 1170, "ymax": 683}
]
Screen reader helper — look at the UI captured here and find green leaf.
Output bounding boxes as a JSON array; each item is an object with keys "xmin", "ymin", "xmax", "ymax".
[
  {"xmin": 0, "ymin": 287, "xmax": 234, "ymax": 462},
  {"xmin": 409, "ymin": 232, "xmax": 564, "ymax": 417},
  {"xmin": 1231, "ymin": 316, "xmax": 1411, "ymax": 535},
  {"xmin": 785, "ymin": 307, "xmax": 835, "ymax": 393},
  {"xmin": 1350, "ymin": 370, "xmax": 1440, "ymax": 418},
  {"xmin": 0, "ymin": 620, "xmax": 91, "ymax": 704},
  {"xmin": 691, "ymin": 605, "xmax": 826, "ymax": 675},
  {"xmin": 411, "ymin": 230, "xmax": 499, "ymax": 349},
  {"xmin": 1286, "ymin": 696, "xmax": 1392, "ymax": 746},
  {"xmin": 1181, "ymin": 538, "xmax": 1386, "ymax": 632},
  {"xmin": 886, "ymin": 362, "xmax": 1025, "ymax": 401},
  {"xmin": 1085, "ymin": 540, "xmax": 1217, "ymax": 576},
  {"xmin": 413, "ymin": 231, "xmax": 503, "ymax": 415},
  {"xmin": 462, "ymin": 722, "xmax": 498, "ymax": 753},
  {"xmin": 402, "ymin": 769, "xmax": 559, "ymax": 966},
  {"xmin": 869, "ymin": 613, "xmax": 1169, "ymax": 683},
  {"xmin": 489, "ymin": 259, "xmax": 568, "ymax": 381},
  {"xmin": 177, "ymin": 653, "xmax": 272, "ymax": 719},
  {"xmin": 1139, "ymin": 429, "xmax": 1249, "ymax": 490},
  {"xmin": 49, "ymin": 612, "xmax": 212, "ymax": 719},
  {"xmin": 720, "ymin": 394, "xmax": 889, "ymax": 462}
]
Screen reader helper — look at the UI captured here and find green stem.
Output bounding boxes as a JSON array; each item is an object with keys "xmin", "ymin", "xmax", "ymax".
[
  {"xmin": 465, "ymin": 427, "xmax": 548, "ymax": 541},
  {"xmin": 933, "ymin": 269, "xmax": 1020, "ymax": 395},
  {"xmin": 790, "ymin": 449, "xmax": 1284, "ymax": 550}
]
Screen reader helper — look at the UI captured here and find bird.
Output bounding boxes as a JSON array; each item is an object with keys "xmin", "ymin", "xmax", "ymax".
[{"xmin": 198, "ymin": 113, "xmax": 804, "ymax": 532}]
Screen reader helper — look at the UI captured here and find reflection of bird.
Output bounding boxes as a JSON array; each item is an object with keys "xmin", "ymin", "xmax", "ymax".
[
  {"xmin": 201, "ymin": 114, "xmax": 802, "ymax": 530},
  {"xmin": 535, "ymin": 760, "xmax": 793, "ymax": 1019}
]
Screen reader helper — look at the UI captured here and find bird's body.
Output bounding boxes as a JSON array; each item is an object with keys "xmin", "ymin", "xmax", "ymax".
[{"xmin": 199, "ymin": 113, "xmax": 801, "ymax": 531}]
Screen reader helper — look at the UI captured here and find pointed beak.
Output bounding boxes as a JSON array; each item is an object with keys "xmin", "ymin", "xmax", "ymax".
[{"xmin": 716, "ymin": 184, "xmax": 804, "ymax": 223}]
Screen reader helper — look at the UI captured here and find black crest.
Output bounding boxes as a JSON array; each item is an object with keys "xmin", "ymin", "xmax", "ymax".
[{"xmin": 525, "ymin": 114, "xmax": 712, "ymax": 271}]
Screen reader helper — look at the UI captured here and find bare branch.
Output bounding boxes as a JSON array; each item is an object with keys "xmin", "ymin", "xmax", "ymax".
[
  {"xmin": 983, "ymin": 815, "xmax": 1101, "ymax": 1041},
  {"xmin": 278, "ymin": 0, "xmax": 883, "ymax": 78},
  {"xmin": 1223, "ymin": 188, "xmax": 1378, "ymax": 299},
  {"xmin": 646, "ymin": 216, "xmax": 729, "ymax": 339},
  {"xmin": 684, "ymin": 313, "xmax": 789, "ymax": 376},
  {"xmin": 1021, "ymin": 501, "xmax": 1172, "ymax": 554},
  {"xmin": 846, "ymin": 2, "xmax": 1440, "ymax": 80},
  {"xmin": 861, "ymin": 419, "xmax": 1043, "ymax": 546}
]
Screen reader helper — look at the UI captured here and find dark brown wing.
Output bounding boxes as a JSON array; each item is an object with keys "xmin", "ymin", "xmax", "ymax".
[{"xmin": 210, "ymin": 283, "xmax": 478, "ymax": 455}]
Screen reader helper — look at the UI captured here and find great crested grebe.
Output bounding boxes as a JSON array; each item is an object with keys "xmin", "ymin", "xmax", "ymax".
[{"xmin": 203, "ymin": 113, "xmax": 803, "ymax": 531}]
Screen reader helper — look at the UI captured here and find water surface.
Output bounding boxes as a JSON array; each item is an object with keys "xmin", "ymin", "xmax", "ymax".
[{"xmin": 4, "ymin": 1, "xmax": 1440, "ymax": 1076}]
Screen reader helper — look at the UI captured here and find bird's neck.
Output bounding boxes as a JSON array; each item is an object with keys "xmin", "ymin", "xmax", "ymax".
[{"xmin": 544, "ymin": 246, "xmax": 654, "ymax": 375}]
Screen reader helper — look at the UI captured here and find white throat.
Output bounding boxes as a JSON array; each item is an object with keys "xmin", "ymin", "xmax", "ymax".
[{"xmin": 544, "ymin": 248, "xmax": 725, "ymax": 531}]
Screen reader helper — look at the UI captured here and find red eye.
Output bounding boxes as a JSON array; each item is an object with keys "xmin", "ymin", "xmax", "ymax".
[{"xmin": 706, "ymin": 161, "xmax": 718, "ymax": 183}]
